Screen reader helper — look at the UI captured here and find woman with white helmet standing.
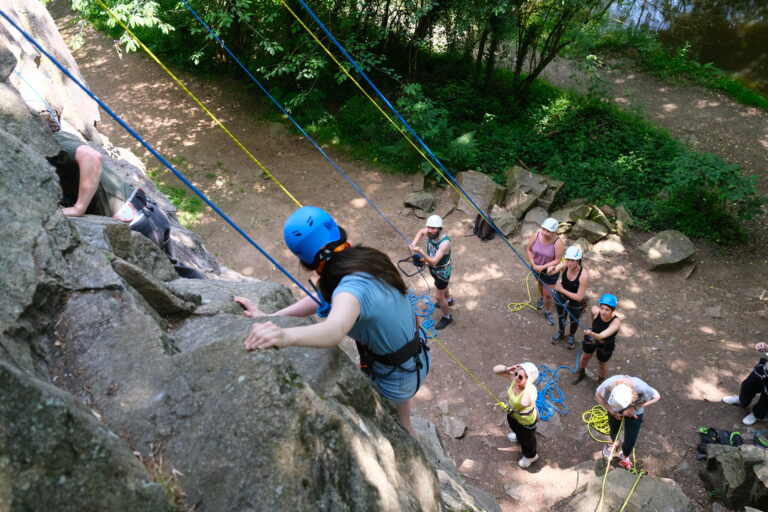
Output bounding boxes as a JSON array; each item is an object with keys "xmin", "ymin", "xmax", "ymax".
[
  {"xmin": 595, "ymin": 376, "xmax": 660, "ymax": 470},
  {"xmin": 550, "ymin": 245, "xmax": 590, "ymax": 350},
  {"xmin": 493, "ymin": 361, "xmax": 540, "ymax": 468},
  {"xmin": 526, "ymin": 217, "xmax": 564, "ymax": 326},
  {"xmin": 572, "ymin": 294, "xmax": 621, "ymax": 386},
  {"xmin": 410, "ymin": 215, "xmax": 453, "ymax": 330},
  {"xmin": 239, "ymin": 206, "xmax": 430, "ymax": 436}
]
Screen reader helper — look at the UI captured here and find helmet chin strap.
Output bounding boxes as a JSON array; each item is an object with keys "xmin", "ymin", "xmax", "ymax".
[
  {"xmin": 314, "ymin": 242, "xmax": 351, "ymax": 275},
  {"xmin": 309, "ymin": 242, "xmax": 350, "ymax": 318}
]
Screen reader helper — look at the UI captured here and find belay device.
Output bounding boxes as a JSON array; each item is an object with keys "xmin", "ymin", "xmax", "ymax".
[{"xmin": 398, "ymin": 252, "xmax": 425, "ymax": 277}]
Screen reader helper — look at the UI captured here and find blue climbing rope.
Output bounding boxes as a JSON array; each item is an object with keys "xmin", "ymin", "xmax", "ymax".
[
  {"xmin": 289, "ymin": 0, "xmax": 588, "ymax": 332},
  {"xmin": 0, "ymin": 8, "xmax": 321, "ymax": 305},
  {"xmin": 407, "ymin": 290, "xmax": 437, "ymax": 338},
  {"xmin": 534, "ymin": 349, "xmax": 581, "ymax": 421},
  {"xmin": 177, "ymin": 0, "xmax": 412, "ymax": 247}
]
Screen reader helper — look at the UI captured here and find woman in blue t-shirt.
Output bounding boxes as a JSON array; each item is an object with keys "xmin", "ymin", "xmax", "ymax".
[{"xmin": 237, "ymin": 206, "xmax": 430, "ymax": 436}]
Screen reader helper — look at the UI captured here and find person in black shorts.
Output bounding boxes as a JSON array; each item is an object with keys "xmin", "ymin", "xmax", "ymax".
[
  {"xmin": 572, "ymin": 294, "xmax": 621, "ymax": 386},
  {"xmin": 550, "ymin": 245, "xmax": 590, "ymax": 350},
  {"xmin": 411, "ymin": 215, "xmax": 453, "ymax": 330}
]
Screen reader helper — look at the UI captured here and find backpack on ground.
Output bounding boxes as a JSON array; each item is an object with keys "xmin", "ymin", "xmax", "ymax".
[
  {"xmin": 473, "ymin": 213, "xmax": 495, "ymax": 242},
  {"xmin": 696, "ymin": 427, "xmax": 743, "ymax": 459}
]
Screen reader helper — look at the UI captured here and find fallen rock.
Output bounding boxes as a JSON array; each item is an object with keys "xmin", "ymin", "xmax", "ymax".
[
  {"xmin": 404, "ymin": 191, "xmax": 436, "ymax": 212},
  {"xmin": 567, "ymin": 462, "xmax": 695, "ymax": 511},
  {"xmin": 490, "ymin": 204, "xmax": 518, "ymax": 237},
  {"xmin": 442, "ymin": 416, "xmax": 468, "ymax": 439},
  {"xmin": 639, "ymin": 230, "xmax": 695, "ymax": 269},
  {"xmin": 455, "ymin": 170, "xmax": 505, "ymax": 214},
  {"xmin": 569, "ymin": 218, "xmax": 609, "ymax": 243},
  {"xmin": 552, "ymin": 204, "xmax": 591, "ymax": 224}
]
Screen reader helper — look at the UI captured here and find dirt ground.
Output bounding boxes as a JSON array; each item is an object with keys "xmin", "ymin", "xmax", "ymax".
[{"xmin": 51, "ymin": 3, "xmax": 768, "ymax": 510}]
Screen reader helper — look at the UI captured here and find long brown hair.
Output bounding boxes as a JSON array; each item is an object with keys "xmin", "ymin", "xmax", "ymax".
[{"xmin": 303, "ymin": 228, "xmax": 407, "ymax": 301}]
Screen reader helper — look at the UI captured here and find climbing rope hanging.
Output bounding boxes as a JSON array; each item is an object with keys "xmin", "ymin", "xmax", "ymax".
[
  {"xmin": 282, "ymin": 0, "xmax": 588, "ymax": 332},
  {"xmin": 91, "ymin": 0, "xmax": 303, "ymax": 208},
  {"xmin": 0, "ymin": 8, "xmax": 321, "ymax": 307},
  {"xmin": 176, "ymin": 0, "xmax": 413, "ymax": 247}
]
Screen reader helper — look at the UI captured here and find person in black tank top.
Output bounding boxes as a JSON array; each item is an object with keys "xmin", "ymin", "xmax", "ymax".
[
  {"xmin": 550, "ymin": 246, "xmax": 589, "ymax": 350},
  {"xmin": 572, "ymin": 294, "xmax": 621, "ymax": 386}
]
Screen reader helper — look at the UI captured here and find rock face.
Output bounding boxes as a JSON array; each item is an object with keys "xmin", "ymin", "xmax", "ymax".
[
  {"xmin": 454, "ymin": 170, "xmax": 505, "ymax": 214},
  {"xmin": 700, "ymin": 444, "xmax": 768, "ymax": 510},
  {"xmin": 566, "ymin": 462, "xmax": 696, "ymax": 511},
  {"xmin": 639, "ymin": 230, "xmax": 695, "ymax": 269},
  {"xmin": 0, "ymin": 6, "xmax": 496, "ymax": 511}
]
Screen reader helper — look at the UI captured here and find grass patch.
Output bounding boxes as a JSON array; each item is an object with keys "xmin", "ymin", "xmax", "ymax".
[{"xmin": 147, "ymin": 167, "xmax": 204, "ymax": 227}]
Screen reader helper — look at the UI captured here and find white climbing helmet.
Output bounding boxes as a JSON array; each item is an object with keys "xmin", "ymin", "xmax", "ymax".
[
  {"xmin": 564, "ymin": 245, "xmax": 583, "ymax": 260},
  {"xmin": 541, "ymin": 217, "xmax": 559, "ymax": 232},
  {"xmin": 519, "ymin": 362, "xmax": 539, "ymax": 384},
  {"xmin": 608, "ymin": 383, "xmax": 633, "ymax": 411},
  {"xmin": 426, "ymin": 215, "xmax": 443, "ymax": 228}
]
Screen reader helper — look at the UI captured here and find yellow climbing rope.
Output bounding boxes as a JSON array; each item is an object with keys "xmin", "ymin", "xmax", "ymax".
[
  {"xmin": 582, "ymin": 407, "xmax": 646, "ymax": 512},
  {"xmin": 507, "ymin": 271, "xmax": 540, "ymax": 312},
  {"xmin": 93, "ymin": 0, "xmax": 303, "ymax": 208}
]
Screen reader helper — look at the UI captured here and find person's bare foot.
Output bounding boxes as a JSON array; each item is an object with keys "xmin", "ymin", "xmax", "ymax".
[{"xmin": 61, "ymin": 205, "xmax": 85, "ymax": 217}]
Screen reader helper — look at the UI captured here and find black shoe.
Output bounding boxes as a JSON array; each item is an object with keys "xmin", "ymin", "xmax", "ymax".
[
  {"xmin": 447, "ymin": 297, "xmax": 455, "ymax": 307},
  {"xmin": 572, "ymin": 369, "xmax": 586, "ymax": 385},
  {"xmin": 551, "ymin": 331, "xmax": 564, "ymax": 345},
  {"xmin": 535, "ymin": 297, "xmax": 544, "ymax": 310},
  {"xmin": 566, "ymin": 335, "xmax": 575, "ymax": 350},
  {"xmin": 435, "ymin": 316, "xmax": 453, "ymax": 330}
]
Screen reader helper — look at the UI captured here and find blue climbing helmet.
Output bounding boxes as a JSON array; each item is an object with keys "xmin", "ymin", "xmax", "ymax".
[
  {"xmin": 283, "ymin": 206, "xmax": 341, "ymax": 265},
  {"xmin": 599, "ymin": 293, "xmax": 618, "ymax": 309}
]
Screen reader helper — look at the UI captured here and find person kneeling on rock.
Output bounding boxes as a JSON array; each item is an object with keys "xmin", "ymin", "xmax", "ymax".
[
  {"xmin": 493, "ymin": 362, "xmax": 539, "ymax": 468},
  {"xmin": 722, "ymin": 342, "xmax": 768, "ymax": 426}
]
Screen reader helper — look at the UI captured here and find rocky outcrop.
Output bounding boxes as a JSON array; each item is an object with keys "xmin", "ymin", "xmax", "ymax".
[
  {"xmin": 566, "ymin": 462, "xmax": 696, "ymax": 511},
  {"xmin": 700, "ymin": 444, "xmax": 768, "ymax": 510},
  {"xmin": 454, "ymin": 170, "xmax": 506, "ymax": 214},
  {"xmin": 0, "ymin": 5, "xmax": 496, "ymax": 510},
  {"xmin": 639, "ymin": 230, "xmax": 695, "ymax": 269}
]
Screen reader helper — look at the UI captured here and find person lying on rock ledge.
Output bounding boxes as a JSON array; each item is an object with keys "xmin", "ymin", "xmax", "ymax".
[{"xmin": 235, "ymin": 206, "xmax": 430, "ymax": 436}]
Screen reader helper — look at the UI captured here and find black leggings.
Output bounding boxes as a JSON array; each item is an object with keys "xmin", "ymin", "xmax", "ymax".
[
  {"xmin": 739, "ymin": 370, "xmax": 768, "ymax": 419},
  {"xmin": 507, "ymin": 414, "xmax": 537, "ymax": 458},
  {"xmin": 555, "ymin": 301, "xmax": 583, "ymax": 335}
]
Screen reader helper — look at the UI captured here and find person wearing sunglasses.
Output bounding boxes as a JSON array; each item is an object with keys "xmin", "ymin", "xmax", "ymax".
[{"xmin": 493, "ymin": 362, "xmax": 540, "ymax": 468}]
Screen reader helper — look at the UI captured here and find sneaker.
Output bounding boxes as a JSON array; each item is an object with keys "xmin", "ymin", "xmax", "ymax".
[
  {"xmin": 743, "ymin": 412, "xmax": 758, "ymax": 426},
  {"xmin": 551, "ymin": 331, "xmax": 564, "ymax": 345},
  {"xmin": 543, "ymin": 311, "xmax": 555, "ymax": 326},
  {"xmin": 566, "ymin": 335, "xmax": 576, "ymax": 350},
  {"xmin": 507, "ymin": 432, "xmax": 518, "ymax": 443},
  {"xmin": 722, "ymin": 395, "xmax": 741, "ymax": 405},
  {"xmin": 435, "ymin": 315, "xmax": 453, "ymax": 330},
  {"xmin": 447, "ymin": 297, "xmax": 455, "ymax": 307},
  {"xmin": 535, "ymin": 297, "xmax": 544, "ymax": 310},
  {"xmin": 602, "ymin": 442, "xmax": 615, "ymax": 458},
  {"xmin": 518, "ymin": 454, "xmax": 539, "ymax": 468},
  {"xmin": 618, "ymin": 453, "xmax": 633, "ymax": 470},
  {"xmin": 571, "ymin": 369, "xmax": 586, "ymax": 385}
]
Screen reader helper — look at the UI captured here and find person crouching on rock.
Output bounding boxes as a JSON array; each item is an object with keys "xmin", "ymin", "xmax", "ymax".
[
  {"xmin": 595, "ymin": 376, "xmax": 660, "ymax": 470},
  {"xmin": 572, "ymin": 294, "xmax": 621, "ymax": 386},
  {"xmin": 236, "ymin": 206, "xmax": 430, "ymax": 436},
  {"xmin": 721, "ymin": 342, "xmax": 768, "ymax": 426},
  {"xmin": 493, "ymin": 362, "xmax": 539, "ymax": 468}
]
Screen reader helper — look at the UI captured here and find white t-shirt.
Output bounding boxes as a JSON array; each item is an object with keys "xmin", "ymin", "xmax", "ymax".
[{"xmin": 597, "ymin": 375, "xmax": 658, "ymax": 415}]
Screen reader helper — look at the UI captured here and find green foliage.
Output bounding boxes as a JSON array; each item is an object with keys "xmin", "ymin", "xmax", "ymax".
[{"xmin": 147, "ymin": 168, "xmax": 204, "ymax": 227}]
